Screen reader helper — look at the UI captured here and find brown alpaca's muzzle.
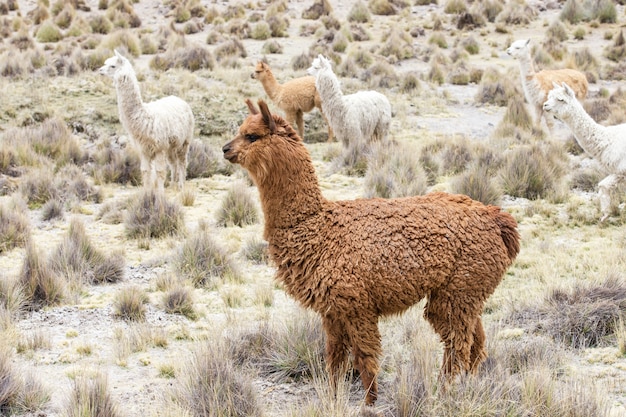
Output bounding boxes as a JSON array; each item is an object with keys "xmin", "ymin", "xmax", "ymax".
[{"xmin": 222, "ymin": 141, "xmax": 238, "ymax": 164}]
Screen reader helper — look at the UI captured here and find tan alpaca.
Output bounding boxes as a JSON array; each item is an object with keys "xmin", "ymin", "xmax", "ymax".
[
  {"xmin": 507, "ymin": 39, "xmax": 588, "ymax": 132},
  {"xmin": 251, "ymin": 61, "xmax": 333, "ymax": 142}
]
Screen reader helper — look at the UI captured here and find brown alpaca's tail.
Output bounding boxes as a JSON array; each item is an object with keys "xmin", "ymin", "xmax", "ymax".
[{"xmin": 493, "ymin": 209, "xmax": 520, "ymax": 263}]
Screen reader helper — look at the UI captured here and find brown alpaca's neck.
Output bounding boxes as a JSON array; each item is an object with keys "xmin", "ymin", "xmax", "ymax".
[
  {"xmin": 259, "ymin": 71, "xmax": 282, "ymax": 102},
  {"xmin": 251, "ymin": 140, "xmax": 324, "ymax": 235}
]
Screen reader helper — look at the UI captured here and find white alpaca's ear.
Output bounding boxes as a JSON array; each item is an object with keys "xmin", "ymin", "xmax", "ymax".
[
  {"xmin": 563, "ymin": 83, "xmax": 575, "ymax": 97},
  {"xmin": 114, "ymin": 49, "xmax": 122, "ymax": 59},
  {"xmin": 552, "ymin": 81, "xmax": 560, "ymax": 89},
  {"xmin": 524, "ymin": 39, "xmax": 530, "ymax": 46}
]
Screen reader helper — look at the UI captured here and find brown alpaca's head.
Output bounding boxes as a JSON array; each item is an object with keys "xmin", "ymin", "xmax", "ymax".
[
  {"xmin": 251, "ymin": 61, "xmax": 270, "ymax": 80},
  {"xmin": 222, "ymin": 99, "xmax": 303, "ymax": 182}
]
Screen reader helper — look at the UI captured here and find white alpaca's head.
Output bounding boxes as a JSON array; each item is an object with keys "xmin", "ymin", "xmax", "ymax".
[
  {"xmin": 98, "ymin": 50, "xmax": 133, "ymax": 79},
  {"xmin": 543, "ymin": 82, "xmax": 578, "ymax": 121},
  {"xmin": 307, "ymin": 54, "xmax": 332, "ymax": 77},
  {"xmin": 506, "ymin": 39, "xmax": 530, "ymax": 58}
]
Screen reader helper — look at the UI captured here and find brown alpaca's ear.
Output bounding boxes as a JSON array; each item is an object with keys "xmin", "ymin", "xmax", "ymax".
[
  {"xmin": 245, "ymin": 99, "xmax": 259, "ymax": 115},
  {"xmin": 258, "ymin": 100, "xmax": 276, "ymax": 134}
]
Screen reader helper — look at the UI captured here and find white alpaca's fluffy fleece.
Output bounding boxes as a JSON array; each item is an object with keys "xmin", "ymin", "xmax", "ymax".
[
  {"xmin": 307, "ymin": 55, "xmax": 391, "ymax": 149},
  {"xmin": 544, "ymin": 82, "xmax": 626, "ymax": 221},
  {"xmin": 99, "ymin": 50, "xmax": 194, "ymax": 190}
]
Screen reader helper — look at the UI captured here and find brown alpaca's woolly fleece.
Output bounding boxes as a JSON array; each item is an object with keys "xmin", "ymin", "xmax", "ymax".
[{"xmin": 223, "ymin": 99, "xmax": 520, "ymax": 406}]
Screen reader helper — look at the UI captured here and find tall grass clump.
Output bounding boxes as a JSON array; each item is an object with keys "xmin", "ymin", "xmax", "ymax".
[
  {"xmin": 0, "ymin": 197, "xmax": 30, "ymax": 254},
  {"xmin": 451, "ymin": 164, "xmax": 502, "ymax": 206},
  {"xmin": 90, "ymin": 140, "xmax": 142, "ymax": 186},
  {"xmin": 475, "ymin": 66, "xmax": 519, "ymax": 106},
  {"xmin": 64, "ymin": 371, "xmax": 121, "ymax": 417},
  {"xmin": 241, "ymin": 235, "xmax": 268, "ymax": 264},
  {"xmin": 49, "ymin": 218, "xmax": 125, "ymax": 290},
  {"xmin": 113, "ymin": 285, "xmax": 148, "ymax": 321},
  {"xmin": 0, "ymin": 346, "xmax": 51, "ymax": 413},
  {"xmin": 162, "ymin": 285, "xmax": 196, "ymax": 320},
  {"xmin": 173, "ymin": 221, "xmax": 241, "ymax": 289},
  {"xmin": 35, "ymin": 21, "xmax": 63, "ymax": 42},
  {"xmin": 560, "ymin": 0, "xmax": 585, "ymax": 24},
  {"xmin": 0, "ymin": 274, "xmax": 24, "ymax": 318},
  {"xmin": 505, "ymin": 275, "xmax": 626, "ymax": 349},
  {"xmin": 150, "ymin": 45, "xmax": 215, "ymax": 72},
  {"xmin": 19, "ymin": 243, "xmax": 64, "ymax": 310},
  {"xmin": 499, "ymin": 143, "xmax": 566, "ymax": 200},
  {"xmin": 215, "ymin": 181, "xmax": 259, "ymax": 227},
  {"xmin": 124, "ymin": 190, "xmax": 185, "ymax": 239},
  {"xmin": 169, "ymin": 342, "xmax": 262, "ymax": 417},
  {"xmin": 347, "ymin": 0, "xmax": 370, "ymax": 23},
  {"xmin": 363, "ymin": 142, "xmax": 428, "ymax": 199}
]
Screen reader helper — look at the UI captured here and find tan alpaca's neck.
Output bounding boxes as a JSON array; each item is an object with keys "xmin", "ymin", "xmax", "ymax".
[{"xmin": 258, "ymin": 70, "xmax": 282, "ymax": 102}]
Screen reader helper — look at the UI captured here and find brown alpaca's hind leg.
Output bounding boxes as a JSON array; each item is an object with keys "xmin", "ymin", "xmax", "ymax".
[
  {"xmin": 295, "ymin": 111, "xmax": 304, "ymax": 139},
  {"xmin": 424, "ymin": 294, "xmax": 477, "ymax": 380},
  {"xmin": 322, "ymin": 316, "xmax": 349, "ymax": 395},
  {"xmin": 469, "ymin": 318, "xmax": 487, "ymax": 373},
  {"xmin": 347, "ymin": 317, "xmax": 382, "ymax": 405}
]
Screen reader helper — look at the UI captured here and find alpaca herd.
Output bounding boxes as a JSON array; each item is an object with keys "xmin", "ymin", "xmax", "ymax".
[{"xmin": 94, "ymin": 44, "xmax": 624, "ymax": 406}]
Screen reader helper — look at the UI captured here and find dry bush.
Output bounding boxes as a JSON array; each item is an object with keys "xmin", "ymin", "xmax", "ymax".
[
  {"xmin": 20, "ymin": 243, "xmax": 64, "ymax": 310},
  {"xmin": 102, "ymin": 29, "xmax": 141, "ymax": 57},
  {"xmin": 302, "ymin": 0, "xmax": 331, "ymax": 19},
  {"xmin": 241, "ymin": 235, "xmax": 268, "ymax": 265},
  {"xmin": 451, "ymin": 164, "xmax": 502, "ymax": 206},
  {"xmin": 605, "ymin": 30, "xmax": 626, "ymax": 63},
  {"xmin": 560, "ymin": 0, "xmax": 585, "ymax": 23},
  {"xmin": 378, "ymin": 28, "xmax": 414, "ymax": 62},
  {"xmin": 0, "ymin": 197, "xmax": 30, "ymax": 254},
  {"xmin": 214, "ymin": 37, "xmax": 247, "ymax": 63},
  {"xmin": 124, "ymin": 190, "xmax": 185, "ymax": 239},
  {"xmin": 444, "ymin": 0, "xmax": 467, "ymax": 14},
  {"xmin": 361, "ymin": 60, "xmax": 399, "ymax": 88},
  {"xmin": 570, "ymin": 165, "xmax": 603, "ymax": 192},
  {"xmin": 169, "ymin": 342, "xmax": 262, "ymax": 417},
  {"xmin": 90, "ymin": 140, "xmax": 142, "ymax": 186},
  {"xmin": 173, "ymin": 221, "xmax": 241, "ymax": 288},
  {"xmin": 499, "ymin": 143, "xmax": 566, "ymax": 200},
  {"xmin": 347, "ymin": 0, "xmax": 370, "ymax": 23},
  {"xmin": 215, "ymin": 181, "xmax": 259, "ymax": 227},
  {"xmin": 50, "ymin": 218, "xmax": 125, "ymax": 289},
  {"xmin": 227, "ymin": 310, "xmax": 326, "ymax": 382},
  {"xmin": 368, "ymin": 0, "xmax": 396, "ymax": 15},
  {"xmin": 475, "ymin": 67, "xmax": 520, "ymax": 106},
  {"xmin": 150, "ymin": 44, "xmax": 215, "ymax": 72},
  {"xmin": 546, "ymin": 19, "xmax": 568, "ymax": 42},
  {"xmin": 363, "ymin": 142, "xmax": 428, "ymax": 199},
  {"xmin": 496, "ymin": 0, "xmax": 536, "ymax": 25},
  {"xmin": 113, "ymin": 285, "xmax": 148, "ymax": 321},
  {"xmin": 185, "ymin": 140, "xmax": 220, "ymax": 179},
  {"xmin": 35, "ymin": 21, "xmax": 63, "ymax": 43},
  {"xmin": 106, "ymin": 0, "xmax": 140, "ymax": 28},
  {"xmin": 0, "ymin": 345, "xmax": 51, "ymax": 413},
  {"xmin": 251, "ymin": 20, "xmax": 270, "ymax": 40},
  {"xmin": 64, "ymin": 371, "xmax": 121, "ymax": 417},
  {"xmin": 261, "ymin": 39, "xmax": 282, "ymax": 54},
  {"xmin": 162, "ymin": 285, "xmax": 196, "ymax": 319},
  {"xmin": 505, "ymin": 275, "xmax": 626, "ymax": 349},
  {"xmin": 19, "ymin": 166, "xmax": 59, "ymax": 208},
  {"xmin": 41, "ymin": 198, "xmax": 64, "ymax": 221}
]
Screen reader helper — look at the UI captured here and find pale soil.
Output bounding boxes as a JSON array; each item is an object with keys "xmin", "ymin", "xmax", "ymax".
[{"xmin": 2, "ymin": 0, "xmax": 626, "ymax": 416}]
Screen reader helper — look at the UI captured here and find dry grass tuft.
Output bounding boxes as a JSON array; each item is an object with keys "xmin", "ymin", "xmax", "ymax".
[
  {"xmin": 0, "ymin": 345, "xmax": 50, "ymax": 413},
  {"xmin": 113, "ymin": 285, "xmax": 148, "ymax": 321},
  {"xmin": 0, "ymin": 196, "xmax": 30, "ymax": 254},
  {"xmin": 124, "ymin": 190, "xmax": 185, "ymax": 239},
  {"xmin": 451, "ymin": 163, "xmax": 502, "ymax": 206},
  {"xmin": 162, "ymin": 285, "xmax": 196, "ymax": 320},
  {"xmin": 90, "ymin": 140, "xmax": 142, "ymax": 186},
  {"xmin": 169, "ymin": 342, "xmax": 262, "ymax": 416},
  {"xmin": 505, "ymin": 275, "xmax": 626, "ymax": 349},
  {"xmin": 64, "ymin": 371, "xmax": 121, "ymax": 417},
  {"xmin": 174, "ymin": 221, "xmax": 241, "ymax": 288},
  {"xmin": 20, "ymin": 243, "xmax": 65, "ymax": 310},
  {"xmin": 215, "ymin": 181, "xmax": 259, "ymax": 227},
  {"xmin": 241, "ymin": 235, "xmax": 269, "ymax": 265},
  {"xmin": 150, "ymin": 45, "xmax": 215, "ymax": 72}
]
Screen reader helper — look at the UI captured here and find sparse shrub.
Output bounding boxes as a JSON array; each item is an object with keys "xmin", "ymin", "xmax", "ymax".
[
  {"xmin": 400, "ymin": 72, "xmax": 420, "ymax": 93},
  {"xmin": 90, "ymin": 140, "xmax": 142, "ymax": 186},
  {"xmin": 64, "ymin": 372, "xmax": 121, "ymax": 417},
  {"xmin": 180, "ymin": 186, "xmax": 195, "ymax": 207},
  {"xmin": 363, "ymin": 143, "xmax": 428, "ymax": 199},
  {"xmin": 0, "ymin": 197, "xmax": 30, "ymax": 254},
  {"xmin": 35, "ymin": 21, "xmax": 63, "ymax": 42},
  {"xmin": 150, "ymin": 45, "xmax": 214, "ymax": 72},
  {"xmin": 290, "ymin": 52, "xmax": 311, "ymax": 71},
  {"xmin": 475, "ymin": 67, "xmax": 519, "ymax": 106},
  {"xmin": 89, "ymin": 14, "xmax": 113, "ymax": 34},
  {"xmin": 241, "ymin": 236, "xmax": 268, "ymax": 264},
  {"xmin": 573, "ymin": 26, "xmax": 585, "ymax": 40},
  {"xmin": 54, "ymin": 3, "xmax": 75, "ymax": 29},
  {"xmin": 170, "ymin": 342, "xmax": 261, "ymax": 417},
  {"xmin": 302, "ymin": 0, "xmax": 331, "ymax": 19},
  {"xmin": 428, "ymin": 32, "xmax": 447, "ymax": 48},
  {"xmin": 113, "ymin": 285, "xmax": 148, "ymax": 321},
  {"xmin": 41, "ymin": 198, "xmax": 63, "ymax": 221},
  {"xmin": 369, "ymin": 0, "xmax": 395, "ymax": 15},
  {"xmin": 570, "ymin": 166, "xmax": 602, "ymax": 192},
  {"xmin": 560, "ymin": 0, "xmax": 585, "ymax": 24},
  {"xmin": 0, "ymin": 346, "xmax": 51, "ymax": 413},
  {"xmin": 261, "ymin": 39, "xmax": 282, "ymax": 54},
  {"xmin": 461, "ymin": 36, "xmax": 479, "ymax": 54},
  {"xmin": 19, "ymin": 166, "xmax": 59, "ymax": 208},
  {"xmin": 499, "ymin": 143, "xmax": 566, "ymax": 200},
  {"xmin": 50, "ymin": 217, "xmax": 125, "ymax": 289},
  {"xmin": 496, "ymin": 0, "xmax": 536, "ymax": 25},
  {"xmin": 440, "ymin": 136, "xmax": 473, "ymax": 175},
  {"xmin": 451, "ymin": 164, "xmax": 502, "ymax": 206},
  {"xmin": 162, "ymin": 286, "xmax": 196, "ymax": 319},
  {"xmin": 592, "ymin": 0, "xmax": 616, "ymax": 23},
  {"xmin": 0, "ymin": 274, "xmax": 24, "ymax": 317},
  {"xmin": 251, "ymin": 21, "xmax": 270, "ymax": 40},
  {"xmin": 124, "ymin": 190, "xmax": 185, "ymax": 239},
  {"xmin": 185, "ymin": 140, "xmax": 220, "ymax": 179},
  {"xmin": 102, "ymin": 29, "xmax": 141, "ymax": 57},
  {"xmin": 20, "ymin": 243, "xmax": 64, "ymax": 310},
  {"xmin": 347, "ymin": 0, "xmax": 370, "ymax": 22},
  {"xmin": 216, "ymin": 182, "xmax": 259, "ymax": 227},
  {"xmin": 378, "ymin": 29, "xmax": 414, "ymax": 62},
  {"xmin": 174, "ymin": 222, "xmax": 241, "ymax": 288},
  {"xmin": 214, "ymin": 38, "xmax": 247, "ymax": 62},
  {"xmin": 546, "ymin": 19, "xmax": 568, "ymax": 42},
  {"xmin": 267, "ymin": 14, "xmax": 289, "ymax": 37},
  {"xmin": 444, "ymin": 0, "xmax": 467, "ymax": 14}
]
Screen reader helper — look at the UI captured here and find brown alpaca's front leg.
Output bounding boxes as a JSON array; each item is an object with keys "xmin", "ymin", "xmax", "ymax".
[
  {"xmin": 469, "ymin": 318, "xmax": 487, "ymax": 373},
  {"xmin": 295, "ymin": 111, "xmax": 305, "ymax": 140},
  {"xmin": 348, "ymin": 317, "xmax": 382, "ymax": 405}
]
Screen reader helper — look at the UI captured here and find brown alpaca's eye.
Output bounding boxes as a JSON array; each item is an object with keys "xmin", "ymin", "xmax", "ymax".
[{"xmin": 246, "ymin": 134, "xmax": 260, "ymax": 143}]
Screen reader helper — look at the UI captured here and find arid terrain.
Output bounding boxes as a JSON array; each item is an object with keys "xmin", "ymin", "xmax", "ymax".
[{"xmin": 1, "ymin": 0, "xmax": 626, "ymax": 416}]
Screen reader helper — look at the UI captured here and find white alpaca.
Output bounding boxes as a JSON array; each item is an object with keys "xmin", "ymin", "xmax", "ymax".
[
  {"xmin": 307, "ymin": 54, "xmax": 391, "ymax": 149},
  {"xmin": 543, "ymin": 82, "xmax": 626, "ymax": 221},
  {"xmin": 506, "ymin": 39, "xmax": 588, "ymax": 132},
  {"xmin": 98, "ymin": 50, "xmax": 194, "ymax": 190}
]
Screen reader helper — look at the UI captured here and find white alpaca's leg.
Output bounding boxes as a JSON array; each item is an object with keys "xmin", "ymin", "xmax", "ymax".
[
  {"xmin": 153, "ymin": 153, "xmax": 167, "ymax": 191},
  {"xmin": 140, "ymin": 154, "xmax": 153, "ymax": 189},
  {"xmin": 598, "ymin": 174, "xmax": 619, "ymax": 222}
]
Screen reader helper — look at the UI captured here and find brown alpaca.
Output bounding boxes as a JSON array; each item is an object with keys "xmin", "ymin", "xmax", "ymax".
[
  {"xmin": 222, "ymin": 100, "xmax": 520, "ymax": 406},
  {"xmin": 251, "ymin": 61, "xmax": 334, "ymax": 142}
]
